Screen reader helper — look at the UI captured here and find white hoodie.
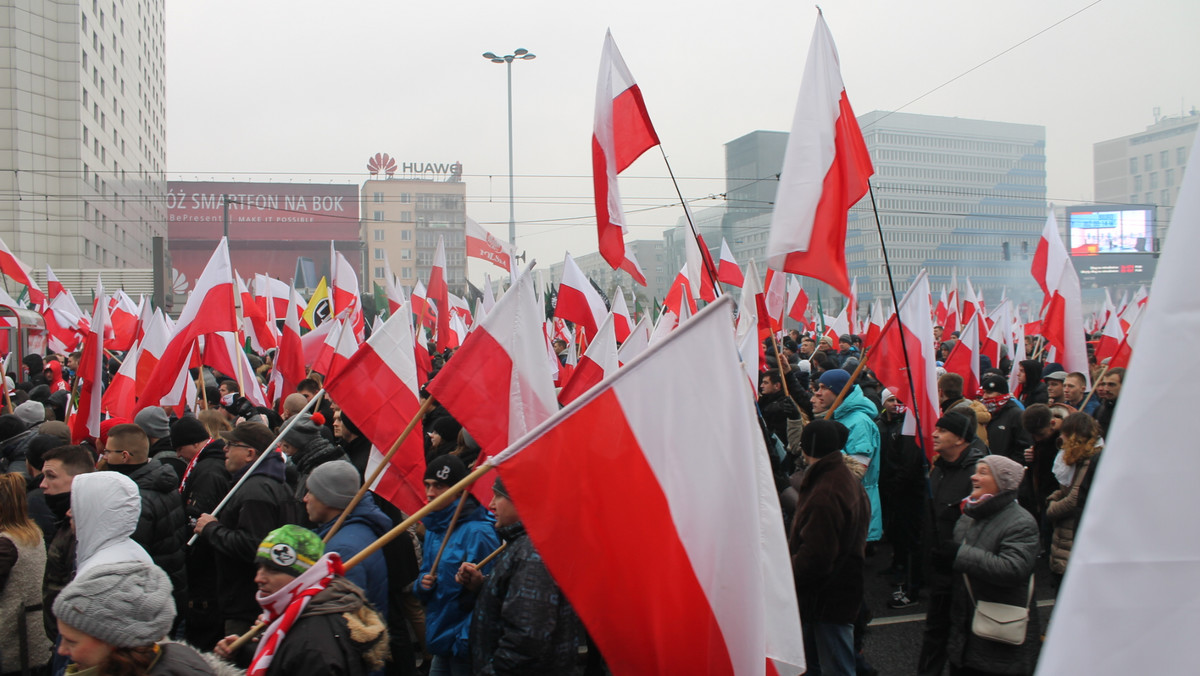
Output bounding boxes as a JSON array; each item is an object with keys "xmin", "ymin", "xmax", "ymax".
[{"xmin": 72, "ymin": 471, "xmax": 152, "ymax": 573}]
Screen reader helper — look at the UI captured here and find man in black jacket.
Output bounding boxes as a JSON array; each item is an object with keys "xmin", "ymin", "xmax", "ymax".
[
  {"xmin": 916, "ymin": 410, "xmax": 987, "ymax": 676},
  {"xmin": 980, "ymin": 373, "xmax": 1030, "ymax": 462},
  {"xmin": 195, "ymin": 422, "xmax": 302, "ymax": 638},
  {"xmin": 103, "ymin": 423, "xmax": 189, "ymax": 621},
  {"xmin": 172, "ymin": 415, "xmax": 231, "ymax": 649}
]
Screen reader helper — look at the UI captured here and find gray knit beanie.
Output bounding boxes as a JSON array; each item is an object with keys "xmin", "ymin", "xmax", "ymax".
[
  {"xmin": 13, "ymin": 400, "xmax": 44, "ymax": 427},
  {"xmin": 281, "ymin": 414, "xmax": 322, "ymax": 449},
  {"xmin": 306, "ymin": 460, "xmax": 360, "ymax": 510},
  {"xmin": 53, "ymin": 561, "xmax": 175, "ymax": 648},
  {"xmin": 980, "ymin": 454, "xmax": 1025, "ymax": 494},
  {"xmin": 134, "ymin": 406, "xmax": 171, "ymax": 440}
]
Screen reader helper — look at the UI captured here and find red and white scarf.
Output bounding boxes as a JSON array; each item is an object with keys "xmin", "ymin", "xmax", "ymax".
[
  {"xmin": 178, "ymin": 438, "xmax": 213, "ymax": 494},
  {"xmin": 248, "ymin": 553, "xmax": 344, "ymax": 676}
]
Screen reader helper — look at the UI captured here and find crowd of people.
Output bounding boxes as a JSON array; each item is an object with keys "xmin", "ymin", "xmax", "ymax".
[
  {"xmin": 769, "ymin": 329, "xmax": 1119, "ymax": 676},
  {"xmin": 0, "ymin": 325, "xmax": 1122, "ymax": 675}
]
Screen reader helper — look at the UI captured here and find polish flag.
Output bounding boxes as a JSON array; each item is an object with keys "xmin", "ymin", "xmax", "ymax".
[
  {"xmin": 943, "ymin": 314, "xmax": 982, "ymax": 398},
  {"xmin": 766, "ymin": 12, "xmax": 873, "ymax": 297},
  {"xmin": 555, "ymin": 253, "xmax": 608, "ymax": 339},
  {"xmin": 868, "ymin": 270, "xmax": 939, "ymax": 458},
  {"xmin": 137, "ymin": 239, "xmax": 237, "ymax": 411},
  {"xmin": 331, "ymin": 246, "xmax": 364, "ymax": 341},
  {"xmin": 648, "ymin": 308, "xmax": 678, "ymax": 347},
  {"xmin": 106, "ymin": 291, "xmax": 140, "ymax": 351},
  {"xmin": 411, "ymin": 280, "xmax": 436, "ymax": 330},
  {"xmin": 1036, "ymin": 133, "xmax": 1200, "ymax": 676},
  {"xmin": 239, "ymin": 275, "xmax": 278, "ymax": 354},
  {"xmin": 102, "ymin": 337, "xmax": 140, "ymax": 419},
  {"xmin": 135, "ymin": 309, "xmax": 171, "ymax": 398},
  {"xmin": 981, "ymin": 299, "xmax": 1012, "ymax": 367},
  {"xmin": 683, "ymin": 222, "xmax": 717, "ymax": 303},
  {"xmin": 610, "ymin": 286, "xmax": 633, "ymax": 343},
  {"xmin": 70, "ymin": 277, "xmax": 108, "ymax": 444},
  {"xmin": 44, "ymin": 295, "xmax": 85, "ymax": 354},
  {"xmin": 325, "ymin": 310, "xmax": 426, "ymax": 514},
  {"xmin": 310, "ymin": 319, "xmax": 345, "ymax": 377},
  {"xmin": 786, "ymin": 277, "xmax": 809, "ymax": 325},
  {"xmin": 489, "ymin": 296, "xmax": 804, "ymax": 675},
  {"xmin": 617, "ymin": 315, "xmax": 652, "ymax": 366},
  {"xmin": 763, "ymin": 269, "xmax": 788, "ymax": 334},
  {"xmin": 864, "ymin": 299, "xmax": 888, "ymax": 348},
  {"xmin": 425, "ymin": 269, "xmax": 557, "ymax": 458},
  {"xmin": 944, "ymin": 269, "xmax": 959, "ymax": 335},
  {"xmin": 558, "ymin": 313, "xmax": 620, "ymax": 406},
  {"xmin": 735, "ymin": 260, "xmax": 765, "ymax": 388},
  {"xmin": 447, "ymin": 292, "xmax": 473, "ymax": 328},
  {"xmin": 934, "ymin": 286, "xmax": 948, "ymax": 327},
  {"xmin": 662, "ymin": 265, "xmax": 698, "ymax": 320},
  {"xmin": 0, "ymin": 237, "xmax": 44, "ymax": 306},
  {"xmin": 1007, "ymin": 321, "xmax": 1026, "ymax": 397},
  {"xmin": 592, "ymin": 30, "xmax": 660, "ymax": 276},
  {"xmin": 1035, "ymin": 211, "xmax": 1090, "ymax": 384},
  {"xmin": 427, "ymin": 235, "xmax": 452, "ymax": 351},
  {"xmin": 325, "ymin": 313, "xmax": 362, "ymax": 382},
  {"xmin": 269, "ymin": 289, "xmax": 306, "ymax": 406},
  {"xmin": 717, "ymin": 238, "xmax": 745, "ymax": 288},
  {"xmin": 202, "ymin": 332, "xmax": 269, "ymax": 408},
  {"xmin": 46, "ymin": 266, "xmax": 65, "ymax": 300},
  {"xmin": 617, "ymin": 240, "xmax": 648, "ymax": 288},
  {"xmin": 1094, "ymin": 307, "xmax": 1124, "ymax": 365},
  {"xmin": 465, "ymin": 217, "xmax": 515, "ymax": 271},
  {"xmin": 382, "ymin": 256, "xmax": 407, "ymax": 317}
]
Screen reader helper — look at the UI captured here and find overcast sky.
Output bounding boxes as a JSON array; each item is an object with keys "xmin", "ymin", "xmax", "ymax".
[{"xmin": 166, "ymin": 0, "xmax": 1199, "ymax": 286}]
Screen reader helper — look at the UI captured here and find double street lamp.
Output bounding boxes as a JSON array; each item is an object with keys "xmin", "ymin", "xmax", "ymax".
[{"xmin": 482, "ymin": 48, "xmax": 535, "ymax": 248}]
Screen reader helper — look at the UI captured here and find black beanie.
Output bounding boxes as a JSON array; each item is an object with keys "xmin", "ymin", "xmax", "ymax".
[
  {"xmin": 800, "ymin": 419, "xmax": 850, "ymax": 459},
  {"xmin": 424, "ymin": 454, "xmax": 467, "ymax": 486},
  {"xmin": 935, "ymin": 410, "xmax": 976, "ymax": 442},
  {"xmin": 170, "ymin": 416, "xmax": 210, "ymax": 449}
]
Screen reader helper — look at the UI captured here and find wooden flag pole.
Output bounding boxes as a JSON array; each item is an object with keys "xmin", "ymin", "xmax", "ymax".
[
  {"xmin": 228, "ymin": 462, "xmax": 497, "ymax": 653},
  {"xmin": 1079, "ymin": 362, "xmax": 1109, "ymax": 410},
  {"xmin": 321, "ymin": 397, "xmax": 434, "ymax": 543},
  {"xmin": 427, "ymin": 484, "xmax": 472, "ymax": 581},
  {"xmin": 475, "ymin": 541, "xmax": 508, "ymax": 568},
  {"xmin": 822, "ymin": 348, "xmax": 871, "ymax": 420},
  {"xmin": 768, "ymin": 332, "xmax": 791, "ymax": 398}
]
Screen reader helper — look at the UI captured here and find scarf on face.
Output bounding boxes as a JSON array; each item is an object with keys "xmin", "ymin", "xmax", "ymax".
[
  {"xmin": 178, "ymin": 438, "xmax": 213, "ymax": 494},
  {"xmin": 979, "ymin": 392, "xmax": 1012, "ymax": 414},
  {"xmin": 248, "ymin": 553, "xmax": 344, "ymax": 676}
]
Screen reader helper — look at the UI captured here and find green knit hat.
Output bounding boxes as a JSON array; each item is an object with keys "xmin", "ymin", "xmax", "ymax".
[{"xmin": 257, "ymin": 524, "xmax": 324, "ymax": 576}]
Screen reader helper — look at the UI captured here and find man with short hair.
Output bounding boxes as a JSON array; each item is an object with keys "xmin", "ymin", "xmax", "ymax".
[
  {"xmin": 195, "ymin": 421, "xmax": 301, "ymax": 637},
  {"xmin": 281, "ymin": 393, "xmax": 308, "ymax": 420},
  {"xmin": 1062, "ymin": 372, "xmax": 1100, "ymax": 416},
  {"xmin": 218, "ymin": 378, "xmax": 240, "ymax": 400},
  {"xmin": 916, "ymin": 410, "xmax": 987, "ymax": 675},
  {"xmin": 39, "ymin": 444, "xmax": 94, "ymax": 640},
  {"xmin": 103, "ymin": 422, "xmax": 189, "ymax": 618},
  {"xmin": 979, "ymin": 373, "xmax": 1031, "ymax": 462},
  {"xmin": 1043, "ymin": 371, "xmax": 1067, "ymax": 405},
  {"xmin": 1093, "ymin": 367, "xmax": 1124, "ymax": 435},
  {"xmin": 937, "ymin": 373, "xmax": 965, "ymax": 411},
  {"xmin": 760, "ymin": 371, "xmax": 800, "ymax": 443},
  {"xmin": 800, "ymin": 336, "xmax": 817, "ymax": 360}
]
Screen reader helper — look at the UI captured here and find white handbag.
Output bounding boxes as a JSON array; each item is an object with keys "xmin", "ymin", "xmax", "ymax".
[{"xmin": 964, "ymin": 574, "xmax": 1034, "ymax": 646}]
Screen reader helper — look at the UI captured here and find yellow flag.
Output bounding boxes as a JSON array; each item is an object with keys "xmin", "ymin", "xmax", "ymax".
[{"xmin": 302, "ymin": 277, "xmax": 331, "ymax": 329}]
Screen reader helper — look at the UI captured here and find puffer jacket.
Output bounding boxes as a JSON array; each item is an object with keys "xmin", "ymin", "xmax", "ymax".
[
  {"xmin": 71, "ymin": 472, "xmax": 152, "ymax": 573},
  {"xmin": 831, "ymin": 385, "xmax": 883, "ymax": 541},
  {"xmin": 949, "ymin": 492, "xmax": 1040, "ymax": 674},
  {"xmin": 0, "ymin": 533, "xmax": 53, "ymax": 674},
  {"xmin": 314, "ymin": 494, "xmax": 392, "ymax": 616},
  {"xmin": 413, "ymin": 496, "xmax": 501, "ymax": 658},
  {"xmin": 1046, "ymin": 455, "xmax": 1097, "ymax": 575},
  {"xmin": 263, "ymin": 576, "xmax": 390, "ymax": 676},
  {"xmin": 124, "ymin": 460, "xmax": 189, "ymax": 612},
  {"xmin": 470, "ymin": 522, "xmax": 589, "ymax": 676}
]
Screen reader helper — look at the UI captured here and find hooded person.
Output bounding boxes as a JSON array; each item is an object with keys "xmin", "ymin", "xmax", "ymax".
[
  {"xmin": 414, "ymin": 455, "xmax": 501, "ymax": 674},
  {"xmin": 1, "ymin": 405, "xmax": 43, "ymax": 476},
  {"xmin": 458, "ymin": 477, "xmax": 592, "ymax": 676},
  {"xmin": 304, "ymin": 460, "xmax": 391, "ymax": 616},
  {"xmin": 53, "ymin": 561, "xmax": 223, "ymax": 675},
  {"xmin": 194, "ymin": 422, "xmax": 303, "ymax": 638},
  {"xmin": 214, "ymin": 525, "xmax": 389, "ymax": 676},
  {"xmin": 70, "ymin": 471, "xmax": 152, "ymax": 573},
  {"xmin": 813, "ymin": 369, "xmax": 883, "ymax": 544},
  {"xmin": 44, "ymin": 360, "xmax": 68, "ymax": 393},
  {"xmin": 1016, "ymin": 360, "xmax": 1047, "ymax": 407},
  {"xmin": 277, "ymin": 414, "xmax": 347, "ymax": 502}
]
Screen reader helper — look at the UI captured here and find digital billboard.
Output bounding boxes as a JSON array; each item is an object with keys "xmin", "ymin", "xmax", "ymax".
[{"xmin": 1066, "ymin": 205, "xmax": 1156, "ymax": 255}]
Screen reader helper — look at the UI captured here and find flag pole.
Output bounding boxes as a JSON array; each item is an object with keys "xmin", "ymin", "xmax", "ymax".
[
  {"xmin": 475, "ymin": 541, "xmax": 508, "ymax": 568},
  {"xmin": 866, "ymin": 183, "xmax": 927, "ymax": 458},
  {"xmin": 1080, "ymin": 362, "xmax": 1109, "ymax": 410},
  {"xmin": 658, "ymin": 147, "xmax": 722, "ymax": 298},
  {"xmin": 322, "ymin": 397, "xmax": 435, "ymax": 543},
  {"xmin": 768, "ymin": 333, "xmax": 792, "ymax": 399},
  {"xmin": 186, "ymin": 389, "xmax": 325, "ymax": 547},
  {"xmin": 822, "ymin": 348, "xmax": 870, "ymax": 419},
  {"xmin": 426, "ymin": 482, "xmax": 474, "ymax": 581}
]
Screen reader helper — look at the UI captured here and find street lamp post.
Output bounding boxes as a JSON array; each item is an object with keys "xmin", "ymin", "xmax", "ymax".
[{"xmin": 482, "ymin": 48, "xmax": 535, "ymax": 248}]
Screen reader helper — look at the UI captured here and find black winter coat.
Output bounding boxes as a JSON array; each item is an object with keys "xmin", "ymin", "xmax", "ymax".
[
  {"xmin": 985, "ymin": 400, "xmax": 1030, "ymax": 463},
  {"xmin": 924, "ymin": 444, "xmax": 987, "ymax": 584},
  {"xmin": 201, "ymin": 450, "xmax": 302, "ymax": 623},
  {"xmin": 340, "ymin": 435, "xmax": 372, "ymax": 480},
  {"xmin": 181, "ymin": 441, "xmax": 232, "ymax": 605},
  {"xmin": 470, "ymin": 523, "xmax": 589, "ymax": 676},
  {"xmin": 876, "ymin": 411, "xmax": 928, "ymax": 495},
  {"xmin": 264, "ymin": 576, "xmax": 389, "ymax": 676},
  {"xmin": 788, "ymin": 452, "xmax": 871, "ymax": 624},
  {"xmin": 125, "ymin": 460, "xmax": 189, "ymax": 613},
  {"xmin": 759, "ymin": 390, "xmax": 800, "ymax": 443}
]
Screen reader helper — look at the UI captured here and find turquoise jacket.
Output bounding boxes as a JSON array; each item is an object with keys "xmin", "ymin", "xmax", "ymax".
[{"xmin": 833, "ymin": 385, "xmax": 884, "ymax": 541}]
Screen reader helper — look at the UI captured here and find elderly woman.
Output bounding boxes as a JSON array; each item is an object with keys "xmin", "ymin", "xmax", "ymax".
[{"xmin": 948, "ymin": 455, "xmax": 1040, "ymax": 676}]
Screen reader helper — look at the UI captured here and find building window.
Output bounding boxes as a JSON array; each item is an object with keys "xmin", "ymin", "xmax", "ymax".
[
  {"xmin": 374, "ymin": 248, "xmax": 385, "ymax": 260},
  {"xmin": 402, "ymin": 267, "xmax": 413, "ymax": 279},
  {"xmin": 1161, "ymin": 150, "xmax": 1170, "ymax": 167},
  {"xmin": 373, "ymin": 192, "xmax": 384, "ymax": 203},
  {"xmin": 1162, "ymin": 189, "xmax": 1170, "ymax": 204},
  {"xmin": 1133, "ymin": 175, "xmax": 1142, "ymax": 191},
  {"xmin": 1179, "ymin": 146, "xmax": 1188, "ymax": 165},
  {"xmin": 400, "ymin": 193, "xmax": 411, "ymax": 203},
  {"xmin": 1166, "ymin": 168, "xmax": 1175, "ymax": 187},
  {"xmin": 373, "ymin": 211, "xmax": 384, "ymax": 221},
  {"xmin": 401, "ymin": 249, "xmax": 412, "ymax": 260},
  {"xmin": 401, "ymin": 211, "xmax": 412, "ymax": 222},
  {"xmin": 373, "ymin": 229, "xmax": 385, "ymax": 241},
  {"xmin": 401, "ymin": 230, "xmax": 412, "ymax": 241},
  {"xmin": 374, "ymin": 266, "xmax": 385, "ymax": 279},
  {"xmin": 1144, "ymin": 154, "xmax": 1153, "ymax": 171},
  {"xmin": 1129, "ymin": 156, "xmax": 1138, "ymax": 173},
  {"xmin": 1149, "ymin": 172, "xmax": 1158, "ymax": 189}
]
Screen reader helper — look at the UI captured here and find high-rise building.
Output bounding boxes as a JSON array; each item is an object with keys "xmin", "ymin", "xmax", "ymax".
[
  {"xmin": 1093, "ymin": 109, "xmax": 1196, "ymax": 248},
  {"xmin": 0, "ymin": 0, "xmax": 168, "ymax": 275},
  {"xmin": 361, "ymin": 162, "xmax": 468, "ymax": 296}
]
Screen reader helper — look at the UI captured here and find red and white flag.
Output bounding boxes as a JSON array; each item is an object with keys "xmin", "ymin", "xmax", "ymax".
[
  {"xmin": 325, "ymin": 310, "xmax": 426, "ymax": 515},
  {"xmin": 427, "ymin": 235, "xmax": 452, "ymax": 351},
  {"xmin": 102, "ymin": 336, "xmax": 140, "ymax": 419},
  {"xmin": 555, "ymin": 253, "xmax": 608, "ymax": 339},
  {"xmin": 944, "ymin": 269, "xmax": 959, "ymax": 335},
  {"xmin": 558, "ymin": 312, "xmax": 619, "ymax": 406},
  {"xmin": 269, "ymin": 288, "xmax": 307, "ymax": 407},
  {"xmin": 465, "ymin": 217, "xmax": 515, "ymax": 271},
  {"xmin": 331, "ymin": 246, "xmax": 364, "ymax": 341},
  {"xmin": 70, "ymin": 278, "xmax": 108, "ymax": 444},
  {"xmin": 617, "ymin": 315, "xmax": 652, "ymax": 366},
  {"xmin": 786, "ymin": 276, "xmax": 809, "ymax": 325},
  {"xmin": 489, "ymin": 296, "xmax": 804, "ymax": 675},
  {"xmin": 1094, "ymin": 306, "xmax": 1124, "ymax": 365},
  {"xmin": 425, "ymin": 269, "xmax": 558, "ymax": 456},
  {"xmin": 763, "ymin": 269, "xmax": 788, "ymax": 334},
  {"xmin": 766, "ymin": 11, "xmax": 873, "ymax": 297},
  {"xmin": 934, "ymin": 286, "xmax": 948, "ymax": 328},
  {"xmin": 662, "ymin": 265, "xmax": 698, "ymax": 320},
  {"xmin": 592, "ymin": 29, "xmax": 660, "ymax": 277},
  {"xmin": 717, "ymin": 238, "xmax": 745, "ymax": 288},
  {"xmin": 138, "ymin": 239, "xmax": 237, "ymax": 410},
  {"xmin": 735, "ymin": 260, "xmax": 765, "ymax": 389},
  {"xmin": 943, "ymin": 314, "xmax": 981, "ymax": 398},
  {"xmin": 0, "ymin": 237, "xmax": 44, "ymax": 306},
  {"xmin": 1034, "ymin": 211, "xmax": 1090, "ymax": 382},
  {"xmin": 610, "ymin": 286, "xmax": 633, "ymax": 343},
  {"xmin": 864, "ymin": 300, "xmax": 888, "ymax": 348},
  {"xmin": 239, "ymin": 275, "xmax": 278, "ymax": 354},
  {"xmin": 105, "ymin": 291, "xmax": 140, "ymax": 351},
  {"xmin": 869, "ymin": 270, "xmax": 939, "ymax": 457},
  {"xmin": 411, "ymin": 280, "xmax": 435, "ymax": 330},
  {"xmin": 683, "ymin": 222, "xmax": 717, "ymax": 303}
]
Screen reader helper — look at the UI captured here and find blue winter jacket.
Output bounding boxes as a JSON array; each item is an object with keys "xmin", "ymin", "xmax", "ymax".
[
  {"xmin": 833, "ymin": 385, "xmax": 884, "ymax": 541},
  {"xmin": 413, "ymin": 496, "xmax": 501, "ymax": 658},
  {"xmin": 314, "ymin": 494, "xmax": 392, "ymax": 617}
]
